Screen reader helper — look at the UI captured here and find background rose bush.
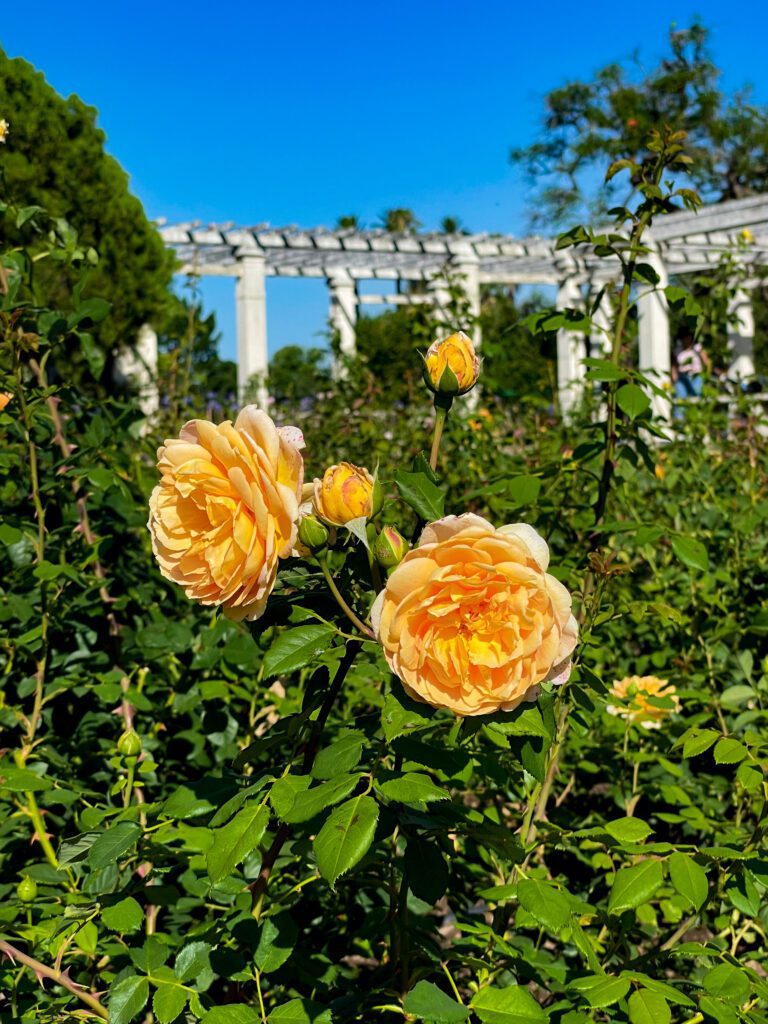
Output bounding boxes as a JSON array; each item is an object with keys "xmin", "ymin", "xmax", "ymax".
[{"xmin": 3, "ymin": 160, "xmax": 768, "ymax": 1024}]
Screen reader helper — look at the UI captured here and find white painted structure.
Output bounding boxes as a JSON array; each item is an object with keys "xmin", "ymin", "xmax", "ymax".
[{"xmin": 157, "ymin": 195, "xmax": 768, "ymax": 413}]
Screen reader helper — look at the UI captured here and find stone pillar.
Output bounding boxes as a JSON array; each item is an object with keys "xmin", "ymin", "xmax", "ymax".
[
  {"xmin": 637, "ymin": 241, "xmax": 670, "ymax": 420},
  {"xmin": 235, "ymin": 250, "xmax": 268, "ymax": 408},
  {"xmin": 328, "ymin": 272, "xmax": 357, "ymax": 377},
  {"xmin": 556, "ymin": 275, "xmax": 585, "ymax": 418},
  {"xmin": 727, "ymin": 286, "xmax": 755, "ymax": 381}
]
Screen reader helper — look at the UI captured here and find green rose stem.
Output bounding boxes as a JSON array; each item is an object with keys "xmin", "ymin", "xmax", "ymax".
[
  {"xmin": 0, "ymin": 940, "xmax": 108, "ymax": 1019},
  {"xmin": 526, "ymin": 145, "xmax": 671, "ymax": 845},
  {"xmin": 250, "ymin": 640, "xmax": 363, "ymax": 919},
  {"xmin": 429, "ymin": 395, "xmax": 452, "ymax": 473},
  {"xmin": 319, "ymin": 552, "xmax": 375, "ymax": 639}
]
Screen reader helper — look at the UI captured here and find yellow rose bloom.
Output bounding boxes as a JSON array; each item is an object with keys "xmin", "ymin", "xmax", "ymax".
[
  {"xmin": 148, "ymin": 406, "xmax": 304, "ymax": 621},
  {"xmin": 371, "ymin": 514, "xmax": 578, "ymax": 716},
  {"xmin": 0, "ymin": 392, "xmax": 12, "ymax": 411},
  {"xmin": 607, "ymin": 675, "xmax": 679, "ymax": 729},
  {"xmin": 0, "ymin": 119, "xmax": 8, "ymax": 144},
  {"xmin": 313, "ymin": 462, "xmax": 375, "ymax": 526},
  {"xmin": 424, "ymin": 331, "xmax": 480, "ymax": 396}
]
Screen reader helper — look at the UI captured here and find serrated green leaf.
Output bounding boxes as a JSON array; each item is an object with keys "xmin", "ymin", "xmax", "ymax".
[
  {"xmin": 153, "ymin": 982, "xmax": 188, "ymax": 1024},
  {"xmin": 670, "ymin": 535, "xmax": 709, "ymax": 572},
  {"xmin": 616, "ymin": 383, "xmax": 650, "ymax": 419},
  {"xmin": 206, "ymin": 802, "xmax": 269, "ymax": 882},
  {"xmin": 471, "ymin": 985, "xmax": 547, "ymax": 1023},
  {"xmin": 255, "ymin": 912, "xmax": 298, "ymax": 973},
  {"xmin": 608, "ymin": 860, "xmax": 664, "ymax": 914},
  {"xmin": 628, "ymin": 989, "xmax": 670, "ymax": 1024},
  {"xmin": 313, "ymin": 794, "xmax": 378, "ymax": 885},
  {"xmin": 517, "ymin": 878, "xmax": 571, "ymax": 933},
  {"xmin": 88, "ymin": 821, "xmax": 142, "ymax": 869},
  {"xmin": 668, "ymin": 853, "xmax": 708, "ymax": 910},
  {"xmin": 108, "ymin": 975, "xmax": 149, "ymax": 1024},
  {"xmin": 394, "ymin": 469, "xmax": 446, "ymax": 521},
  {"xmin": 101, "ymin": 896, "xmax": 144, "ymax": 933},
  {"xmin": 404, "ymin": 980, "xmax": 469, "ymax": 1022},
  {"xmin": 311, "ymin": 732, "xmax": 365, "ymax": 779},
  {"xmin": 713, "ymin": 738, "xmax": 748, "ymax": 765},
  {"xmin": 270, "ymin": 774, "xmax": 361, "ymax": 824},
  {"xmin": 605, "ymin": 817, "xmax": 653, "ymax": 844},
  {"xmin": 268, "ymin": 998, "xmax": 332, "ymax": 1023},
  {"xmin": 263, "ymin": 625, "xmax": 336, "ymax": 678},
  {"xmin": 376, "ymin": 771, "xmax": 447, "ymax": 806}
]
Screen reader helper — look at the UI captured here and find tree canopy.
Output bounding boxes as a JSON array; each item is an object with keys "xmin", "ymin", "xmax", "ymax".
[
  {"xmin": 0, "ymin": 49, "xmax": 177, "ymax": 369},
  {"xmin": 512, "ymin": 21, "xmax": 768, "ymax": 227}
]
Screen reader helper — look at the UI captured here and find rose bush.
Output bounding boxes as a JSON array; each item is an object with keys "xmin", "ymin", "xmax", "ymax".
[{"xmin": 2, "ymin": 127, "xmax": 768, "ymax": 1024}]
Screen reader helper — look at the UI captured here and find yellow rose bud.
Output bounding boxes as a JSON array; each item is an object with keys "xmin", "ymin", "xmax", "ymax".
[
  {"xmin": 373, "ymin": 526, "xmax": 409, "ymax": 569},
  {"xmin": 423, "ymin": 331, "xmax": 480, "ymax": 398},
  {"xmin": 0, "ymin": 119, "xmax": 9, "ymax": 144},
  {"xmin": 313, "ymin": 462, "xmax": 376, "ymax": 526}
]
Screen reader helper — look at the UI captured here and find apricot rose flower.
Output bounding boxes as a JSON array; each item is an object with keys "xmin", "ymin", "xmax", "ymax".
[
  {"xmin": 371, "ymin": 514, "xmax": 578, "ymax": 716},
  {"xmin": 607, "ymin": 676, "xmax": 679, "ymax": 729},
  {"xmin": 148, "ymin": 406, "xmax": 304, "ymax": 621}
]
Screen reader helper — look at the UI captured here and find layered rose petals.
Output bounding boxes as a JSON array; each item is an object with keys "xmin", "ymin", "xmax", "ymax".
[
  {"xmin": 607, "ymin": 675, "xmax": 679, "ymax": 729},
  {"xmin": 148, "ymin": 406, "xmax": 304, "ymax": 621},
  {"xmin": 371, "ymin": 514, "xmax": 578, "ymax": 716}
]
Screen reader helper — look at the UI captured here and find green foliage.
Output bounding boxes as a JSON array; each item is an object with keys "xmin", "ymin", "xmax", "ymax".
[{"xmin": 3, "ymin": 126, "xmax": 768, "ymax": 1024}]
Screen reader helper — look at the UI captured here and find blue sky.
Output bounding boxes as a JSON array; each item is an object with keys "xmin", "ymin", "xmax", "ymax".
[{"xmin": 2, "ymin": 1, "xmax": 767, "ymax": 361}]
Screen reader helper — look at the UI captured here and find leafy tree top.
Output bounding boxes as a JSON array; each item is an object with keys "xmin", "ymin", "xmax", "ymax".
[
  {"xmin": 0, "ymin": 48, "xmax": 177, "ymax": 362},
  {"xmin": 511, "ymin": 21, "xmax": 768, "ymax": 227}
]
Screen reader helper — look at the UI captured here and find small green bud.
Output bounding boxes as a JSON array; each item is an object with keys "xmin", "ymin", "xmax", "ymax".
[
  {"xmin": 298, "ymin": 513, "xmax": 330, "ymax": 551},
  {"xmin": 371, "ymin": 476, "xmax": 384, "ymax": 517},
  {"xmin": 17, "ymin": 876, "xmax": 38, "ymax": 902},
  {"xmin": 117, "ymin": 729, "xmax": 142, "ymax": 759},
  {"xmin": 373, "ymin": 526, "xmax": 410, "ymax": 569}
]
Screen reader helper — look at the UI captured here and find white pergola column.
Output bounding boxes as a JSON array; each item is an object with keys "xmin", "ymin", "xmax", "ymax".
[
  {"xmin": 589, "ymin": 286, "xmax": 613, "ymax": 358},
  {"xmin": 113, "ymin": 323, "xmax": 159, "ymax": 422},
  {"xmin": 637, "ymin": 241, "xmax": 671, "ymax": 420},
  {"xmin": 328, "ymin": 272, "xmax": 357, "ymax": 376},
  {"xmin": 428, "ymin": 274, "xmax": 452, "ymax": 329},
  {"xmin": 454, "ymin": 249, "xmax": 482, "ymax": 349},
  {"xmin": 556, "ymin": 274, "xmax": 585, "ymax": 417},
  {"xmin": 727, "ymin": 285, "xmax": 755, "ymax": 381},
  {"xmin": 235, "ymin": 249, "xmax": 268, "ymax": 408}
]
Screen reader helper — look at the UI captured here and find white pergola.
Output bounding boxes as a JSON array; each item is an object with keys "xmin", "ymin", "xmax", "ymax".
[{"xmin": 156, "ymin": 195, "xmax": 768, "ymax": 414}]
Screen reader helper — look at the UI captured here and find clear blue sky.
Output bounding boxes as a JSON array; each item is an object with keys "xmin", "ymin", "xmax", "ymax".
[{"xmin": 2, "ymin": 1, "xmax": 767, "ymax": 361}]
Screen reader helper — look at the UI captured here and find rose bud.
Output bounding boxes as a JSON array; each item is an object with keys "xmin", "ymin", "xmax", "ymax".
[
  {"xmin": 373, "ymin": 526, "xmax": 409, "ymax": 569},
  {"xmin": 423, "ymin": 331, "xmax": 480, "ymax": 398},
  {"xmin": 298, "ymin": 513, "xmax": 330, "ymax": 551},
  {"xmin": 313, "ymin": 462, "xmax": 377, "ymax": 526},
  {"xmin": 17, "ymin": 876, "xmax": 38, "ymax": 903},
  {"xmin": 118, "ymin": 729, "xmax": 142, "ymax": 759}
]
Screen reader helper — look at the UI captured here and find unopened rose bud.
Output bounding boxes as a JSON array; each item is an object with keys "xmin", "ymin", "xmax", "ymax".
[
  {"xmin": 423, "ymin": 331, "xmax": 480, "ymax": 399},
  {"xmin": 373, "ymin": 526, "xmax": 409, "ymax": 569},
  {"xmin": 118, "ymin": 729, "xmax": 142, "ymax": 759},
  {"xmin": 313, "ymin": 462, "xmax": 376, "ymax": 526},
  {"xmin": 298, "ymin": 513, "xmax": 330, "ymax": 551},
  {"xmin": 17, "ymin": 876, "xmax": 37, "ymax": 902}
]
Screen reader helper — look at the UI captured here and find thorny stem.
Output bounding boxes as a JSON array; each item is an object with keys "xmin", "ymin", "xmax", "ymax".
[
  {"xmin": 319, "ymin": 552, "xmax": 375, "ymax": 638},
  {"xmin": 0, "ymin": 940, "xmax": 108, "ymax": 1019},
  {"xmin": 249, "ymin": 640, "xmax": 362, "ymax": 918}
]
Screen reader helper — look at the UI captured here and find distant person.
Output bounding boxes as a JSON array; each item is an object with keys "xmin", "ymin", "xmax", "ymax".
[{"xmin": 671, "ymin": 332, "xmax": 710, "ymax": 411}]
